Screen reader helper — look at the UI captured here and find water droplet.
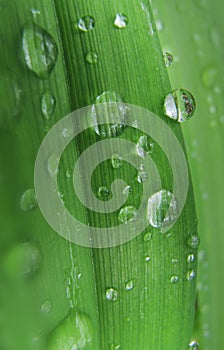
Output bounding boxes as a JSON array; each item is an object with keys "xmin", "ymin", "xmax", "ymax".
[
  {"xmin": 118, "ymin": 206, "xmax": 137, "ymax": 223},
  {"xmin": 143, "ymin": 232, "xmax": 153, "ymax": 241},
  {"xmin": 91, "ymin": 91, "xmax": 128, "ymax": 137},
  {"xmin": 201, "ymin": 64, "xmax": 217, "ymax": 89},
  {"xmin": 47, "ymin": 154, "xmax": 59, "ymax": 177},
  {"xmin": 31, "ymin": 8, "xmax": 40, "ymax": 18},
  {"xmin": 41, "ymin": 299, "xmax": 52, "ymax": 314},
  {"xmin": 185, "ymin": 234, "xmax": 200, "ymax": 249},
  {"xmin": 170, "ymin": 275, "xmax": 179, "ymax": 283},
  {"xmin": 163, "ymin": 52, "xmax": 173, "ymax": 67},
  {"xmin": 187, "ymin": 269, "xmax": 196, "ymax": 281},
  {"xmin": 164, "ymin": 88, "xmax": 196, "ymax": 122},
  {"xmin": 86, "ymin": 51, "xmax": 98, "ymax": 64},
  {"xmin": 137, "ymin": 170, "xmax": 148, "ymax": 183},
  {"xmin": 123, "ymin": 185, "xmax": 132, "ymax": 196},
  {"xmin": 136, "ymin": 135, "xmax": 154, "ymax": 158},
  {"xmin": 3, "ymin": 242, "xmax": 41, "ymax": 279},
  {"xmin": 156, "ymin": 19, "xmax": 164, "ymax": 32},
  {"xmin": 41, "ymin": 89, "xmax": 56, "ymax": 119},
  {"xmin": 189, "ymin": 340, "xmax": 199, "ymax": 349},
  {"xmin": 114, "ymin": 13, "xmax": 128, "ymax": 28},
  {"xmin": 62, "ymin": 128, "xmax": 71, "ymax": 138},
  {"xmin": 125, "ymin": 279, "xmax": 135, "ymax": 291},
  {"xmin": 47, "ymin": 311, "xmax": 93, "ymax": 350},
  {"xmin": 147, "ymin": 189, "xmax": 178, "ymax": 229},
  {"xmin": 77, "ymin": 16, "xmax": 95, "ymax": 32},
  {"xmin": 0, "ymin": 71, "xmax": 22, "ymax": 127},
  {"xmin": 105, "ymin": 288, "xmax": 119, "ymax": 302},
  {"xmin": 20, "ymin": 188, "xmax": 37, "ymax": 211},
  {"xmin": 187, "ymin": 254, "xmax": 196, "ymax": 264},
  {"xmin": 145, "ymin": 256, "xmax": 151, "ymax": 262},
  {"xmin": 111, "ymin": 154, "xmax": 123, "ymax": 168},
  {"xmin": 22, "ymin": 23, "xmax": 58, "ymax": 79},
  {"xmin": 98, "ymin": 186, "xmax": 110, "ymax": 199},
  {"xmin": 111, "ymin": 344, "xmax": 121, "ymax": 350},
  {"xmin": 171, "ymin": 258, "xmax": 178, "ymax": 264}
]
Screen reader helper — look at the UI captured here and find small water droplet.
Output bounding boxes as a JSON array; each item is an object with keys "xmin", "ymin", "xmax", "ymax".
[
  {"xmin": 111, "ymin": 154, "xmax": 123, "ymax": 168},
  {"xmin": 0, "ymin": 71, "xmax": 22, "ymax": 127},
  {"xmin": 86, "ymin": 51, "xmax": 98, "ymax": 64},
  {"xmin": 187, "ymin": 254, "xmax": 196, "ymax": 264},
  {"xmin": 41, "ymin": 299, "xmax": 52, "ymax": 314},
  {"xmin": 91, "ymin": 91, "xmax": 128, "ymax": 137},
  {"xmin": 145, "ymin": 256, "xmax": 151, "ymax": 262},
  {"xmin": 170, "ymin": 275, "xmax": 179, "ymax": 283},
  {"xmin": 164, "ymin": 88, "xmax": 196, "ymax": 122},
  {"xmin": 201, "ymin": 64, "xmax": 217, "ymax": 89},
  {"xmin": 98, "ymin": 186, "xmax": 110, "ymax": 199},
  {"xmin": 47, "ymin": 311, "xmax": 93, "ymax": 350},
  {"xmin": 31, "ymin": 8, "xmax": 40, "ymax": 18},
  {"xmin": 143, "ymin": 232, "xmax": 153, "ymax": 241},
  {"xmin": 77, "ymin": 16, "xmax": 95, "ymax": 32},
  {"xmin": 105, "ymin": 288, "xmax": 119, "ymax": 302},
  {"xmin": 136, "ymin": 135, "xmax": 154, "ymax": 158},
  {"xmin": 118, "ymin": 206, "xmax": 137, "ymax": 223},
  {"xmin": 111, "ymin": 344, "xmax": 121, "ymax": 350},
  {"xmin": 114, "ymin": 13, "xmax": 128, "ymax": 28},
  {"xmin": 22, "ymin": 23, "xmax": 58, "ymax": 79},
  {"xmin": 125, "ymin": 279, "xmax": 135, "ymax": 291},
  {"xmin": 163, "ymin": 52, "xmax": 173, "ymax": 67},
  {"xmin": 123, "ymin": 185, "xmax": 132, "ymax": 196},
  {"xmin": 41, "ymin": 89, "xmax": 56, "ymax": 119},
  {"xmin": 187, "ymin": 269, "xmax": 196, "ymax": 281},
  {"xmin": 47, "ymin": 154, "xmax": 59, "ymax": 178},
  {"xmin": 137, "ymin": 170, "xmax": 148, "ymax": 183},
  {"xmin": 3, "ymin": 242, "xmax": 41, "ymax": 279},
  {"xmin": 171, "ymin": 258, "xmax": 178, "ymax": 264},
  {"xmin": 185, "ymin": 234, "xmax": 200, "ymax": 249},
  {"xmin": 20, "ymin": 188, "xmax": 37, "ymax": 211},
  {"xmin": 188, "ymin": 340, "xmax": 199, "ymax": 349},
  {"xmin": 147, "ymin": 189, "xmax": 178, "ymax": 229}
]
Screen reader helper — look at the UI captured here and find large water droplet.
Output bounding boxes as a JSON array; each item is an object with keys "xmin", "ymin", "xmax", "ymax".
[
  {"xmin": 0, "ymin": 71, "xmax": 22, "ymax": 127},
  {"xmin": 136, "ymin": 135, "xmax": 154, "ymax": 158},
  {"xmin": 163, "ymin": 52, "xmax": 173, "ymax": 67},
  {"xmin": 20, "ymin": 188, "xmax": 37, "ymax": 211},
  {"xmin": 111, "ymin": 154, "xmax": 123, "ymax": 169},
  {"xmin": 3, "ymin": 242, "xmax": 41, "ymax": 279},
  {"xmin": 91, "ymin": 91, "xmax": 128, "ymax": 137},
  {"xmin": 47, "ymin": 311, "xmax": 93, "ymax": 350},
  {"xmin": 185, "ymin": 234, "xmax": 200, "ymax": 249},
  {"xmin": 118, "ymin": 206, "xmax": 137, "ymax": 223},
  {"xmin": 41, "ymin": 89, "xmax": 56, "ymax": 119},
  {"xmin": 147, "ymin": 189, "xmax": 177, "ymax": 229},
  {"xmin": 125, "ymin": 279, "xmax": 135, "ymax": 291},
  {"xmin": 105, "ymin": 288, "xmax": 119, "ymax": 302},
  {"xmin": 98, "ymin": 186, "xmax": 110, "ymax": 199},
  {"xmin": 41, "ymin": 299, "xmax": 52, "ymax": 314},
  {"xmin": 114, "ymin": 13, "xmax": 128, "ymax": 28},
  {"xmin": 86, "ymin": 51, "xmax": 98, "ymax": 64},
  {"xmin": 22, "ymin": 23, "xmax": 58, "ymax": 79},
  {"xmin": 164, "ymin": 88, "xmax": 196, "ymax": 122},
  {"xmin": 189, "ymin": 340, "xmax": 199, "ymax": 349},
  {"xmin": 77, "ymin": 16, "xmax": 95, "ymax": 32}
]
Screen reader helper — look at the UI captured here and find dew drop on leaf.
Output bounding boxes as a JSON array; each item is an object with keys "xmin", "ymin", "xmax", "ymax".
[
  {"xmin": 187, "ymin": 253, "xmax": 196, "ymax": 264},
  {"xmin": 125, "ymin": 279, "xmax": 135, "ymax": 291},
  {"xmin": 185, "ymin": 234, "xmax": 200, "ymax": 249},
  {"xmin": 163, "ymin": 52, "xmax": 173, "ymax": 67},
  {"xmin": 20, "ymin": 188, "xmax": 37, "ymax": 211},
  {"xmin": 111, "ymin": 154, "xmax": 123, "ymax": 169},
  {"xmin": 136, "ymin": 135, "xmax": 154, "ymax": 158},
  {"xmin": 186, "ymin": 269, "xmax": 196, "ymax": 281},
  {"xmin": 147, "ymin": 189, "xmax": 178, "ymax": 229},
  {"xmin": 47, "ymin": 311, "xmax": 93, "ymax": 350},
  {"xmin": 114, "ymin": 13, "xmax": 128, "ymax": 28},
  {"xmin": 170, "ymin": 275, "xmax": 179, "ymax": 284},
  {"xmin": 137, "ymin": 170, "xmax": 148, "ymax": 183},
  {"xmin": 118, "ymin": 206, "xmax": 137, "ymax": 223},
  {"xmin": 86, "ymin": 51, "xmax": 98, "ymax": 64},
  {"xmin": 188, "ymin": 340, "xmax": 199, "ymax": 349},
  {"xmin": 47, "ymin": 154, "xmax": 59, "ymax": 178},
  {"xmin": 164, "ymin": 88, "xmax": 196, "ymax": 122},
  {"xmin": 41, "ymin": 299, "xmax": 52, "ymax": 314},
  {"xmin": 41, "ymin": 89, "xmax": 56, "ymax": 119},
  {"xmin": 143, "ymin": 232, "xmax": 153, "ymax": 242},
  {"xmin": 77, "ymin": 16, "xmax": 95, "ymax": 32},
  {"xmin": 22, "ymin": 23, "xmax": 58, "ymax": 79},
  {"xmin": 91, "ymin": 91, "xmax": 128, "ymax": 137},
  {"xmin": 105, "ymin": 288, "xmax": 119, "ymax": 302},
  {"xmin": 98, "ymin": 186, "xmax": 110, "ymax": 199}
]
